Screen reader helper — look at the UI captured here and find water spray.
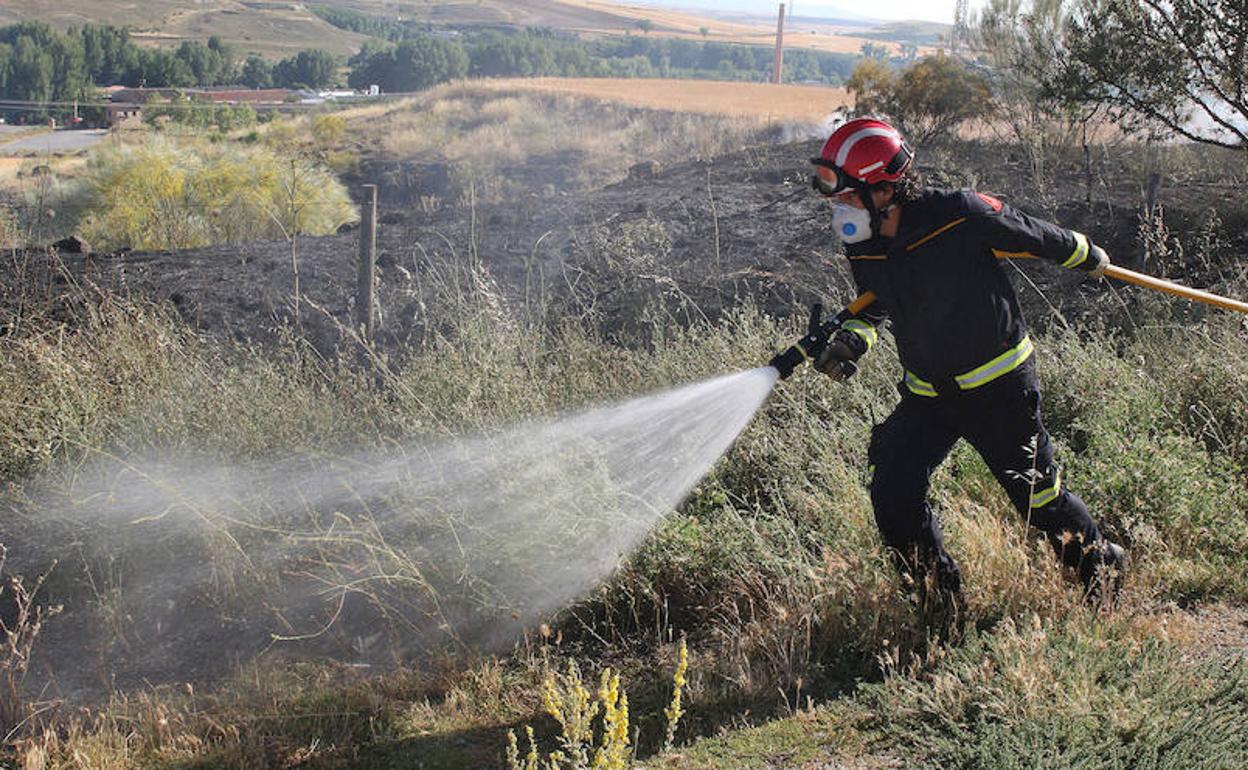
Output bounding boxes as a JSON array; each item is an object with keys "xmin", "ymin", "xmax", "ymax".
[{"xmin": 29, "ymin": 367, "xmax": 780, "ymax": 692}]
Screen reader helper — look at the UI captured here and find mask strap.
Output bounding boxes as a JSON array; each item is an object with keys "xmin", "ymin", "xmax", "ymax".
[
  {"xmin": 858, "ymin": 187, "xmax": 897, "ymax": 236},
  {"xmin": 857, "ymin": 188, "xmax": 883, "ymax": 236}
]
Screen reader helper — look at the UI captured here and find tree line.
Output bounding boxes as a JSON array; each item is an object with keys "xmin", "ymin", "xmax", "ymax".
[
  {"xmin": 343, "ymin": 28, "xmax": 861, "ymax": 93},
  {"xmin": 315, "ymin": 4, "xmax": 863, "ymax": 85},
  {"xmin": 0, "ymin": 22, "xmax": 340, "ymax": 110}
]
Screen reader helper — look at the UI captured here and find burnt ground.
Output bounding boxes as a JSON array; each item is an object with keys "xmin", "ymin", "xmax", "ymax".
[{"xmin": 6, "ymin": 135, "xmax": 1215, "ymax": 358}]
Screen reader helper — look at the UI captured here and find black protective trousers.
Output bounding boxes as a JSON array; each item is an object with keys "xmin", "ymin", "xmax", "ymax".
[{"xmin": 867, "ymin": 358, "xmax": 1104, "ymax": 588}]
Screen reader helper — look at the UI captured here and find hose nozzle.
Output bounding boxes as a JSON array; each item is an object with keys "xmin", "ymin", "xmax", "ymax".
[
  {"xmin": 768, "ymin": 292, "xmax": 877, "ymax": 380},
  {"xmin": 769, "ymin": 303, "xmax": 828, "ymax": 380}
]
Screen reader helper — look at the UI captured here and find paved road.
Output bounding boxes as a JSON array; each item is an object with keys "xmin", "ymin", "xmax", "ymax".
[{"xmin": 0, "ymin": 128, "xmax": 108, "ymax": 155}]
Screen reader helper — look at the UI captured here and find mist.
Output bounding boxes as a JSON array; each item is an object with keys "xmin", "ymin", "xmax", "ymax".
[{"xmin": 16, "ymin": 367, "xmax": 777, "ymax": 696}]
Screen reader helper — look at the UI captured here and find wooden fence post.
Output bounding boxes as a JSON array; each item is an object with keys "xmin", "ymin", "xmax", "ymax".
[{"xmin": 356, "ymin": 184, "xmax": 378, "ymax": 343}]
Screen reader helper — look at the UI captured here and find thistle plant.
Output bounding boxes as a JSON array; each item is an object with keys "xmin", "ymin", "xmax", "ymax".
[
  {"xmin": 506, "ymin": 639, "xmax": 692, "ymax": 770},
  {"xmin": 543, "ymin": 660, "xmax": 599, "ymax": 767},
  {"xmin": 591, "ymin": 669, "xmax": 629, "ymax": 769},
  {"xmin": 662, "ymin": 637, "xmax": 688, "ymax": 751}
]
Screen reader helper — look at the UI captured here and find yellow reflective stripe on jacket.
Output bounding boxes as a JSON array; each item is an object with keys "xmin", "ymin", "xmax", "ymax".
[
  {"xmin": 906, "ymin": 336, "xmax": 1035, "ymax": 396},
  {"xmin": 1030, "ymin": 471, "xmax": 1061, "ymax": 509},
  {"xmin": 841, "ymin": 319, "xmax": 878, "ymax": 349},
  {"xmin": 904, "ymin": 370, "xmax": 938, "ymax": 397},
  {"xmin": 954, "ymin": 336, "xmax": 1034, "ymax": 390},
  {"xmin": 1062, "ymin": 232, "xmax": 1089, "ymax": 268}
]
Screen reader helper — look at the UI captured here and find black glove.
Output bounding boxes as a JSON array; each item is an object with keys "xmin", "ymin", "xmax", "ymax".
[{"xmin": 814, "ymin": 328, "xmax": 866, "ymax": 380}]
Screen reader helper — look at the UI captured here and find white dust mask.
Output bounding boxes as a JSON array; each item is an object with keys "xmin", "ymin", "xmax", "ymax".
[{"xmin": 831, "ymin": 203, "xmax": 873, "ymax": 244}]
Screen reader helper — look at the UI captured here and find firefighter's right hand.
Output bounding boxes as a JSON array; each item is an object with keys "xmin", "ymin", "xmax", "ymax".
[
  {"xmin": 814, "ymin": 330, "xmax": 862, "ymax": 380},
  {"xmin": 1088, "ymin": 244, "xmax": 1110, "ymax": 279}
]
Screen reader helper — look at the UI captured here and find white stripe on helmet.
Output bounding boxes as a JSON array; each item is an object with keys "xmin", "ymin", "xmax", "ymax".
[
  {"xmin": 834, "ymin": 126, "xmax": 899, "ymax": 173},
  {"xmin": 856, "ymin": 160, "xmax": 885, "ymax": 175}
]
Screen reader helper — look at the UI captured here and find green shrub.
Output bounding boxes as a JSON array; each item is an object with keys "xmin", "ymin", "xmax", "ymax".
[
  {"xmin": 64, "ymin": 136, "xmax": 358, "ymax": 251},
  {"xmin": 862, "ymin": 614, "xmax": 1248, "ymax": 769}
]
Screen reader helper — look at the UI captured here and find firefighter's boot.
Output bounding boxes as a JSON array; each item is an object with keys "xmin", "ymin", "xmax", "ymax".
[
  {"xmin": 894, "ymin": 548, "xmax": 966, "ymax": 643},
  {"xmin": 1082, "ymin": 541, "xmax": 1127, "ymax": 609}
]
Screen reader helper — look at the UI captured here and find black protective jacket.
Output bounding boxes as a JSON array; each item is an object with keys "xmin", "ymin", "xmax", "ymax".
[{"xmin": 842, "ymin": 188, "xmax": 1098, "ymax": 395}]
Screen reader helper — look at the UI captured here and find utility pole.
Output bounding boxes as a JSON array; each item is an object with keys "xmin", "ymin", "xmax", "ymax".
[
  {"xmin": 772, "ymin": 3, "xmax": 785, "ymax": 84},
  {"xmin": 952, "ymin": 0, "xmax": 970, "ymax": 55}
]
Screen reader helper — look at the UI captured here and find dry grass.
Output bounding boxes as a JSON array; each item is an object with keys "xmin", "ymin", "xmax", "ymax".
[
  {"xmin": 476, "ymin": 78, "xmax": 852, "ymax": 123},
  {"xmin": 280, "ymin": 82, "xmax": 799, "ymax": 204},
  {"xmin": 1, "ymin": 259, "xmax": 1247, "ymax": 768}
]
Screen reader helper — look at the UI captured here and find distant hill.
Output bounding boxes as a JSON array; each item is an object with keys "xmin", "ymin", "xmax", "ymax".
[
  {"xmin": 0, "ymin": 0, "xmax": 729, "ymax": 57},
  {"xmin": 0, "ymin": 0, "xmax": 932, "ymax": 60},
  {"xmin": 855, "ymin": 20, "xmax": 950, "ymax": 46},
  {"xmin": 0, "ymin": 0, "xmax": 370, "ymax": 58}
]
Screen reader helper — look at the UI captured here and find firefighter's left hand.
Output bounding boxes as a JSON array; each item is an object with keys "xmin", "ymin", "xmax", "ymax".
[{"xmin": 1088, "ymin": 244, "xmax": 1110, "ymax": 279}]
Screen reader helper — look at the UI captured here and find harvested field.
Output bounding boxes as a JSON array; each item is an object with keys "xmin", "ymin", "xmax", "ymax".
[
  {"xmin": 477, "ymin": 77, "xmax": 852, "ymax": 123},
  {"xmin": 560, "ymin": 0, "xmax": 916, "ymax": 54}
]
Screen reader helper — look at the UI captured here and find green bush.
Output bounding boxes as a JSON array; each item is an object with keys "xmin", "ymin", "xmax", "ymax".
[
  {"xmin": 862, "ymin": 615, "xmax": 1248, "ymax": 769},
  {"xmin": 846, "ymin": 54, "xmax": 991, "ymax": 142},
  {"xmin": 63, "ymin": 137, "xmax": 358, "ymax": 251}
]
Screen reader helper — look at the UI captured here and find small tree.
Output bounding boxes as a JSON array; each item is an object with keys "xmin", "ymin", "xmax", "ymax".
[
  {"xmin": 845, "ymin": 54, "xmax": 990, "ymax": 142},
  {"xmin": 973, "ymin": 0, "xmax": 1111, "ymax": 199},
  {"xmin": 311, "ymin": 113, "xmax": 346, "ymax": 146},
  {"xmin": 860, "ymin": 41, "xmax": 891, "ymax": 60},
  {"xmin": 69, "ymin": 137, "xmax": 357, "ymax": 251},
  {"xmin": 889, "ymin": 53, "xmax": 991, "ymax": 142},
  {"xmin": 240, "ymin": 54, "xmax": 273, "ymax": 88},
  {"xmin": 846, "ymin": 57, "xmax": 896, "ymax": 116}
]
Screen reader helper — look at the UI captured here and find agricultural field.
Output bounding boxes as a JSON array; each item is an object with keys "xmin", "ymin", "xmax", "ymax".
[
  {"xmin": 475, "ymin": 78, "xmax": 853, "ymax": 123},
  {"xmin": 2, "ymin": 56, "xmax": 1248, "ymax": 770},
  {"xmin": 0, "ymin": 0, "xmax": 921, "ymax": 59}
]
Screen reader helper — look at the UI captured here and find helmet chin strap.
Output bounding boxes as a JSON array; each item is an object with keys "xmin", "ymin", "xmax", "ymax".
[{"xmin": 856, "ymin": 186, "xmax": 896, "ymax": 238}]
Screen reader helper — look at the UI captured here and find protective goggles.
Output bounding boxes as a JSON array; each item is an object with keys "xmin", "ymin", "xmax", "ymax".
[{"xmin": 809, "ymin": 158, "xmax": 864, "ymax": 197}]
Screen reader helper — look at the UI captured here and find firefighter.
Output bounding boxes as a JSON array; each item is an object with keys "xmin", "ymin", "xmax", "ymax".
[{"xmin": 808, "ymin": 117, "xmax": 1126, "ymax": 614}]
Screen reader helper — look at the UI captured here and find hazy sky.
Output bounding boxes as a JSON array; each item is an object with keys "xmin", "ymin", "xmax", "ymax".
[{"xmin": 787, "ymin": 0, "xmax": 986, "ymax": 23}]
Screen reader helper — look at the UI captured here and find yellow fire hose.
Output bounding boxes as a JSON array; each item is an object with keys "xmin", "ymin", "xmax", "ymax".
[{"xmin": 1104, "ymin": 264, "xmax": 1248, "ymax": 315}]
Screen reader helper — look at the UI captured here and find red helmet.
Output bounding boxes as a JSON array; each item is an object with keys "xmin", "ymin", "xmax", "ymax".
[{"xmin": 811, "ymin": 117, "xmax": 913, "ymax": 196}]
